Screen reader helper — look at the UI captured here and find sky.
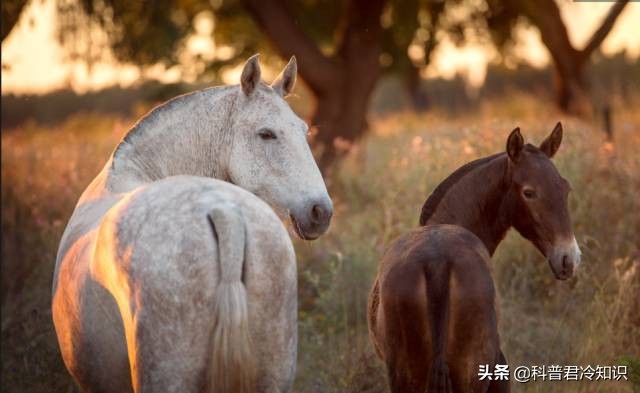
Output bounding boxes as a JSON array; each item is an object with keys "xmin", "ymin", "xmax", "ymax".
[{"xmin": 2, "ymin": 0, "xmax": 640, "ymax": 95}]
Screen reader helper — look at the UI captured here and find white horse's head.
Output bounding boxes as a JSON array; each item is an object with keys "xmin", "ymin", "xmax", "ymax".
[{"xmin": 227, "ymin": 55, "xmax": 332, "ymax": 240}]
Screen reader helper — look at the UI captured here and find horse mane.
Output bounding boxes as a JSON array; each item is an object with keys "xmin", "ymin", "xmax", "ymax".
[
  {"xmin": 111, "ymin": 85, "xmax": 241, "ymax": 165},
  {"xmin": 111, "ymin": 89, "xmax": 199, "ymax": 165},
  {"xmin": 419, "ymin": 152, "xmax": 505, "ymax": 225},
  {"xmin": 110, "ymin": 82, "xmax": 281, "ymax": 166}
]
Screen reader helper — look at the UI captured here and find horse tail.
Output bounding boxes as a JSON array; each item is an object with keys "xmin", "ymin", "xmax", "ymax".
[
  {"xmin": 424, "ymin": 260, "xmax": 453, "ymax": 393},
  {"xmin": 207, "ymin": 205, "xmax": 256, "ymax": 393}
]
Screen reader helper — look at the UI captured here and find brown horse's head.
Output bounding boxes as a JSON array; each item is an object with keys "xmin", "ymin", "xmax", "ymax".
[{"xmin": 505, "ymin": 123, "xmax": 581, "ymax": 280}]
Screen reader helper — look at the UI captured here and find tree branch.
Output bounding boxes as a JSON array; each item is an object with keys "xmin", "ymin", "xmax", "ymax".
[
  {"xmin": 581, "ymin": 0, "xmax": 629, "ymax": 60},
  {"xmin": 514, "ymin": 0, "xmax": 580, "ymax": 71},
  {"xmin": 2, "ymin": 0, "xmax": 28, "ymax": 42},
  {"xmin": 243, "ymin": 0, "xmax": 340, "ymax": 93},
  {"xmin": 337, "ymin": 0, "xmax": 386, "ymax": 56}
]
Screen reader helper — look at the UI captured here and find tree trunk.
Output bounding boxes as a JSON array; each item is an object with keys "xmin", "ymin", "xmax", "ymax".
[
  {"xmin": 514, "ymin": 0, "xmax": 628, "ymax": 116},
  {"xmin": 245, "ymin": 0, "xmax": 386, "ymax": 171},
  {"xmin": 313, "ymin": 0, "xmax": 383, "ymax": 169},
  {"xmin": 405, "ymin": 64, "xmax": 429, "ymax": 112},
  {"xmin": 554, "ymin": 68, "xmax": 590, "ymax": 115},
  {"xmin": 514, "ymin": 0, "xmax": 589, "ymax": 114},
  {"xmin": 313, "ymin": 70, "xmax": 379, "ymax": 170},
  {"xmin": 1, "ymin": 0, "xmax": 28, "ymax": 42},
  {"xmin": 552, "ymin": 53, "xmax": 590, "ymax": 115}
]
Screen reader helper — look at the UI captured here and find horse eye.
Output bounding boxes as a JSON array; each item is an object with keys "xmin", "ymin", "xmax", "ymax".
[
  {"xmin": 523, "ymin": 188, "xmax": 536, "ymax": 199},
  {"xmin": 258, "ymin": 129, "xmax": 277, "ymax": 140}
]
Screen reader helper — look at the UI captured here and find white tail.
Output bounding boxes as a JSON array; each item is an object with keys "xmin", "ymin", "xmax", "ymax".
[{"xmin": 207, "ymin": 205, "xmax": 255, "ymax": 393}]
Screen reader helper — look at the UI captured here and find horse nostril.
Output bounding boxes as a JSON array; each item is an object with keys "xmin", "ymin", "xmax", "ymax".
[
  {"xmin": 310, "ymin": 202, "xmax": 332, "ymax": 225},
  {"xmin": 311, "ymin": 205, "xmax": 320, "ymax": 221},
  {"xmin": 562, "ymin": 254, "xmax": 572, "ymax": 273}
]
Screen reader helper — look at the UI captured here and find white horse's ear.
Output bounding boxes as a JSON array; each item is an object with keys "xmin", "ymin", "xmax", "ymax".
[
  {"xmin": 241, "ymin": 54, "xmax": 262, "ymax": 96},
  {"xmin": 271, "ymin": 56, "xmax": 297, "ymax": 97}
]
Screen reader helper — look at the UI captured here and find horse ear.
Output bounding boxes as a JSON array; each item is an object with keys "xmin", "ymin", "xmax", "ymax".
[
  {"xmin": 240, "ymin": 54, "xmax": 262, "ymax": 96},
  {"xmin": 539, "ymin": 122, "xmax": 563, "ymax": 158},
  {"xmin": 506, "ymin": 127, "xmax": 524, "ymax": 162},
  {"xmin": 272, "ymin": 56, "xmax": 297, "ymax": 97}
]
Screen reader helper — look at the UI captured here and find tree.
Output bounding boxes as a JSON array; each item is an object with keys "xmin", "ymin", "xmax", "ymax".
[
  {"xmin": 55, "ymin": 0, "xmax": 449, "ymax": 168},
  {"xmin": 485, "ymin": 0, "xmax": 629, "ymax": 114},
  {"xmin": 1, "ymin": 0, "xmax": 28, "ymax": 41},
  {"xmin": 381, "ymin": 0, "xmax": 446, "ymax": 111},
  {"xmin": 245, "ymin": 0, "xmax": 386, "ymax": 167}
]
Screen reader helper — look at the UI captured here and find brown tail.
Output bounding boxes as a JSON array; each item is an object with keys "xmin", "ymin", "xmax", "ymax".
[
  {"xmin": 207, "ymin": 206, "xmax": 256, "ymax": 393},
  {"xmin": 424, "ymin": 261, "xmax": 452, "ymax": 393}
]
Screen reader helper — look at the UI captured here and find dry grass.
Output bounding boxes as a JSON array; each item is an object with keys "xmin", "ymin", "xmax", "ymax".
[{"xmin": 2, "ymin": 95, "xmax": 639, "ymax": 392}]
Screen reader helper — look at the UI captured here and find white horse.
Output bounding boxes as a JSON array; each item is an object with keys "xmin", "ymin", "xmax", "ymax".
[{"xmin": 52, "ymin": 55, "xmax": 332, "ymax": 393}]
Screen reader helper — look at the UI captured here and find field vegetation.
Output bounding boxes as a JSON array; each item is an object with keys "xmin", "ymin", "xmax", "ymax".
[{"xmin": 2, "ymin": 94, "xmax": 639, "ymax": 392}]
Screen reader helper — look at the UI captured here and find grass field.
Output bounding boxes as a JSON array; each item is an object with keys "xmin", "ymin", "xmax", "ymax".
[{"xmin": 2, "ymin": 94, "xmax": 639, "ymax": 392}]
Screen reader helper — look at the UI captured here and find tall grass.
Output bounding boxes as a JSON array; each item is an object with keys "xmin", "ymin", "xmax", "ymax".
[
  {"xmin": 2, "ymin": 96, "xmax": 638, "ymax": 392},
  {"xmin": 292, "ymin": 96, "xmax": 640, "ymax": 393},
  {"xmin": 2, "ymin": 115, "xmax": 123, "ymax": 392}
]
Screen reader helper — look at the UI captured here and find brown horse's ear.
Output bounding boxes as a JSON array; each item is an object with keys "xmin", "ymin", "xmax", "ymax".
[
  {"xmin": 272, "ymin": 56, "xmax": 297, "ymax": 97},
  {"xmin": 539, "ymin": 122, "xmax": 563, "ymax": 158},
  {"xmin": 506, "ymin": 127, "xmax": 524, "ymax": 161},
  {"xmin": 240, "ymin": 54, "xmax": 262, "ymax": 96}
]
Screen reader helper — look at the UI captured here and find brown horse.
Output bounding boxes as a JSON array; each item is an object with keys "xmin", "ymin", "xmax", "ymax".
[{"xmin": 368, "ymin": 123, "xmax": 581, "ymax": 393}]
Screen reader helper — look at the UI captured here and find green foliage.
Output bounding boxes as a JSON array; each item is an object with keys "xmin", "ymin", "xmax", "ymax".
[
  {"xmin": 619, "ymin": 357, "xmax": 640, "ymax": 392},
  {"xmin": 483, "ymin": 0, "xmax": 521, "ymax": 50},
  {"xmin": 56, "ymin": 0, "xmax": 451, "ymax": 77},
  {"xmin": 58, "ymin": 0, "xmax": 207, "ymax": 64}
]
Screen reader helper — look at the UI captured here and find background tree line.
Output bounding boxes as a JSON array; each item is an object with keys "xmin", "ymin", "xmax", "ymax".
[{"xmin": 1, "ymin": 0, "xmax": 630, "ymax": 167}]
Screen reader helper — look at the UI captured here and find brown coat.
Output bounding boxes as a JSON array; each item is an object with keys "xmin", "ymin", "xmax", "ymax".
[{"xmin": 368, "ymin": 124, "xmax": 579, "ymax": 393}]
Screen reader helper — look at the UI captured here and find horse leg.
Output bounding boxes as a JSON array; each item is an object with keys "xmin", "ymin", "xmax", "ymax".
[
  {"xmin": 90, "ymin": 206, "xmax": 222, "ymax": 392},
  {"xmin": 129, "ymin": 295, "xmax": 217, "ymax": 393},
  {"xmin": 242, "ymin": 225, "xmax": 298, "ymax": 393},
  {"xmin": 114, "ymin": 202, "xmax": 296, "ymax": 393},
  {"xmin": 487, "ymin": 350, "xmax": 510, "ymax": 393},
  {"xmin": 380, "ymin": 261, "xmax": 431, "ymax": 393},
  {"xmin": 53, "ymin": 254, "xmax": 132, "ymax": 393},
  {"xmin": 445, "ymin": 254, "xmax": 500, "ymax": 393},
  {"xmin": 385, "ymin": 356, "xmax": 417, "ymax": 393},
  {"xmin": 117, "ymin": 241, "xmax": 220, "ymax": 393}
]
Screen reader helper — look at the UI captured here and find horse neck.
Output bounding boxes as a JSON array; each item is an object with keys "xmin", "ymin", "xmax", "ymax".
[
  {"xmin": 105, "ymin": 87, "xmax": 238, "ymax": 194},
  {"xmin": 424, "ymin": 154, "xmax": 515, "ymax": 255}
]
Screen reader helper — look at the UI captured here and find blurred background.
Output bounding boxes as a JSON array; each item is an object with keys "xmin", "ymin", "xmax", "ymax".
[{"xmin": 2, "ymin": 0, "xmax": 639, "ymax": 392}]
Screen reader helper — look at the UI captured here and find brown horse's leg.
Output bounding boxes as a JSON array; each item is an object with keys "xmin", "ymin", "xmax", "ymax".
[
  {"xmin": 386, "ymin": 353, "xmax": 425, "ymax": 393},
  {"xmin": 379, "ymin": 258, "xmax": 455, "ymax": 393},
  {"xmin": 487, "ymin": 350, "xmax": 510, "ymax": 393},
  {"xmin": 380, "ymin": 261, "xmax": 430, "ymax": 393}
]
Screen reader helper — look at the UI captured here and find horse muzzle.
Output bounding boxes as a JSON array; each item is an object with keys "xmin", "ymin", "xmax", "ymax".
[
  {"xmin": 290, "ymin": 198, "xmax": 333, "ymax": 240},
  {"xmin": 548, "ymin": 236, "xmax": 581, "ymax": 280}
]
